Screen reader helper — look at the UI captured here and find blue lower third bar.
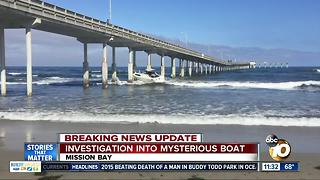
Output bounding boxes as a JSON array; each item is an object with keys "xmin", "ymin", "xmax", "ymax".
[
  {"xmin": 42, "ymin": 162, "xmax": 258, "ymax": 172},
  {"xmin": 280, "ymin": 162, "xmax": 299, "ymax": 171}
]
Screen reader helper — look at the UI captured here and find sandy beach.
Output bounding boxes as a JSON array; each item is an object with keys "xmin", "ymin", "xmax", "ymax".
[{"xmin": 0, "ymin": 120, "xmax": 320, "ymax": 179}]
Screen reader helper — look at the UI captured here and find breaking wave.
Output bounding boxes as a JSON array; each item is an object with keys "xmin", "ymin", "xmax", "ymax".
[
  {"xmin": 0, "ymin": 111, "xmax": 319, "ymax": 127},
  {"xmin": 7, "ymin": 77, "xmax": 78, "ymax": 85},
  {"xmin": 8, "ymin": 72, "xmax": 26, "ymax": 76},
  {"xmin": 166, "ymin": 80, "xmax": 320, "ymax": 90}
]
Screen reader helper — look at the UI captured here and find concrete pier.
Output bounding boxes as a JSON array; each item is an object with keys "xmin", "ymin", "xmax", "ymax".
[
  {"xmin": 128, "ymin": 48, "xmax": 134, "ymax": 82},
  {"xmin": 0, "ymin": 27, "xmax": 6, "ymax": 96},
  {"xmin": 26, "ymin": 27, "xmax": 33, "ymax": 96},
  {"xmin": 147, "ymin": 52, "xmax": 152, "ymax": 70},
  {"xmin": 133, "ymin": 50, "xmax": 136, "ymax": 72},
  {"xmin": 82, "ymin": 43, "xmax": 89, "ymax": 88},
  {"xmin": 160, "ymin": 55, "xmax": 165, "ymax": 78},
  {"xmin": 111, "ymin": 47, "xmax": 117, "ymax": 82},
  {"xmin": 179, "ymin": 59, "xmax": 185, "ymax": 78},
  {"xmin": 195, "ymin": 62, "xmax": 199, "ymax": 74},
  {"xmin": 205, "ymin": 64, "xmax": 208, "ymax": 75},
  {"xmin": 101, "ymin": 43, "xmax": 108, "ymax": 88},
  {"xmin": 188, "ymin": 61, "xmax": 192, "ymax": 77},
  {"xmin": 170, "ymin": 57, "xmax": 176, "ymax": 78},
  {"xmin": 192, "ymin": 62, "xmax": 196, "ymax": 74},
  {"xmin": 0, "ymin": 0, "xmax": 253, "ymax": 96}
]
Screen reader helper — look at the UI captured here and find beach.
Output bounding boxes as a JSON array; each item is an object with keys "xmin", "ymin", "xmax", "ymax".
[{"xmin": 0, "ymin": 120, "xmax": 319, "ymax": 179}]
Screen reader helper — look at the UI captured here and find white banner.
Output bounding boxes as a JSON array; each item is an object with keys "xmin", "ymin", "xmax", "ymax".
[
  {"xmin": 59, "ymin": 153, "xmax": 258, "ymax": 162},
  {"xmin": 59, "ymin": 133, "xmax": 202, "ymax": 143}
]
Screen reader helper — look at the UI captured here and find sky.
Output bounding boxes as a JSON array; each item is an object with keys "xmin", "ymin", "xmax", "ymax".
[
  {"xmin": 3, "ymin": 0, "xmax": 320, "ymax": 66},
  {"xmin": 44, "ymin": 0, "xmax": 320, "ymax": 52}
]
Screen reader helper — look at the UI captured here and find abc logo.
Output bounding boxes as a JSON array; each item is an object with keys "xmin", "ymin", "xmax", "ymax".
[{"xmin": 265, "ymin": 134, "xmax": 291, "ymax": 161}]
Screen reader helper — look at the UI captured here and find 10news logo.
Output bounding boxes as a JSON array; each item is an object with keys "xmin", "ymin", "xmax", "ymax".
[{"xmin": 265, "ymin": 134, "xmax": 291, "ymax": 161}]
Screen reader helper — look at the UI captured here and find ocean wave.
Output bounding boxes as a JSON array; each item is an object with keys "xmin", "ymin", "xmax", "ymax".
[
  {"xmin": 315, "ymin": 69, "xmax": 320, "ymax": 73},
  {"xmin": 165, "ymin": 80, "xmax": 320, "ymax": 90},
  {"xmin": 92, "ymin": 74, "xmax": 102, "ymax": 78},
  {"xmin": 7, "ymin": 77, "xmax": 78, "ymax": 85},
  {"xmin": 0, "ymin": 112, "xmax": 319, "ymax": 127},
  {"xmin": 35, "ymin": 77, "xmax": 75, "ymax": 85},
  {"xmin": 8, "ymin": 72, "xmax": 26, "ymax": 76}
]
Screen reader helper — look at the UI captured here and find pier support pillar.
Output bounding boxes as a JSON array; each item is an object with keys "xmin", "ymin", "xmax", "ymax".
[
  {"xmin": 128, "ymin": 48, "xmax": 134, "ymax": 82},
  {"xmin": 102, "ymin": 43, "xmax": 108, "ymax": 89},
  {"xmin": 133, "ymin": 50, "xmax": 137, "ymax": 72},
  {"xmin": 26, "ymin": 27, "xmax": 33, "ymax": 96},
  {"xmin": 205, "ymin": 64, "xmax": 208, "ymax": 75},
  {"xmin": 192, "ymin": 62, "xmax": 195, "ymax": 73},
  {"xmin": 188, "ymin": 61, "xmax": 192, "ymax": 77},
  {"xmin": 195, "ymin": 62, "xmax": 199, "ymax": 74},
  {"xmin": 160, "ymin": 55, "xmax": 165, "ymax": 78},
  {"xmin": 82, "ymin": 43, "xmax": 89, "ymax": 88},
  {"xmin": 179, "ymin": 59, "xmax": 185, "ymax": 78},
  {"xmin": 170, "ymin": 57, "xmax": 176, "ymax": 78},
  {"xmin": 209, "ymin": 65, "xmax": 212, "ymax": 74},
  {"xmin": 200, "ymin": 63, "xmax": 203, "ymax": 74},
  {"xmin": 111, "ymin": 47, "xmax": 117, "ymax": 82},
  {"xmin": 0, "ymin": 27, "xmax": 6, "ymax": 96},
  {"xmin": 147, "ymin": 53, "xmax": 152, "ymax": 70}
]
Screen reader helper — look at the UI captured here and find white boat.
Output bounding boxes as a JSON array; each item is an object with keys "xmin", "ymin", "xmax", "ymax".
[
  {"xmin": 316, "ymin": 69, "xmax": 320, "ymax": 73},
  {"xmin": 133, "ymin": 68, "xmax": 165, "ymax": 83}
]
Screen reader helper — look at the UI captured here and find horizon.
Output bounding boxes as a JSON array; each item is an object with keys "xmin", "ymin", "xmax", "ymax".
[{"xmin": 5, "ymin": 65, "xmax": 320, "ymax": 68}]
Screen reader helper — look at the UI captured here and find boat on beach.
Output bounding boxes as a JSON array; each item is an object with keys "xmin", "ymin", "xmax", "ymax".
[{"xmin": 133, "ymin": 68, "xmax": 165, "ymax": 83}]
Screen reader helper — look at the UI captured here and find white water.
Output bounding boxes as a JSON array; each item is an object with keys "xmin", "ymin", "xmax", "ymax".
[
  {"xmin": 7, "ymin": 77, "xmax": 78, "ymax": 85},
  {"xmin": 5, "ymin": 76, "xmax": 320, "ymax": 91},
  {"xmin": 0, "ymin": 111, "xmax": 319, "ymax": 127},
  {"xmin": 92, "ymin": 74, "xmax": 102, "ymax": 78},
  {"xmin": 166, "ymin": 80, "xmax": 320, "ymax": 90},
  {"xmin": 8, "ymin": 72, "xmax": 26, "ymax": 76}
]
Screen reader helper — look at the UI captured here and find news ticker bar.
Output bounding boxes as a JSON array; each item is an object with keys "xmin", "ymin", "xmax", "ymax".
[
  {"xmin": 10, "ymin": 161, "xmax": 299, "ymax": 172},
  {"xmin": 42, "ymin": 162, "xmax": 258, "ymax": 172}
]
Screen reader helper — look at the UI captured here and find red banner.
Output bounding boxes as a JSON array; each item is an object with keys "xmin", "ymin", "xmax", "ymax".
[{"xmin": 60, "ymin": 143, "xmax": 257, "ymax": 153}]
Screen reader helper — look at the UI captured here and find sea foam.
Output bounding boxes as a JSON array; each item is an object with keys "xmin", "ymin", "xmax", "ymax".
[
  {"xmin": 0, "ymin": 111, "xmax": 319, "ymax": 127},
  {"xmin": 165, "ymin": 80, "xmax": 320, "ymax": 90}
]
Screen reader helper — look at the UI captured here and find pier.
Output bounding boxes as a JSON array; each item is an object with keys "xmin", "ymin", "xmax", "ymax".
[{"xmin": 0, "ymin": 0, "xmax": 253, "ymax": 96}]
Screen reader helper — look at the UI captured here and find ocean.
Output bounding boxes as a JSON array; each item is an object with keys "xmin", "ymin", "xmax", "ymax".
[{"xmin": 0, "ymin": 66, "xmax": 320, "ymax": 127}]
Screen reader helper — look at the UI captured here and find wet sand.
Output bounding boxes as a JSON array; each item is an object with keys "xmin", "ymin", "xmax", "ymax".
[{"xmin": 0, "ymin": 120, "xmax": 320, "ymax": 179}]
